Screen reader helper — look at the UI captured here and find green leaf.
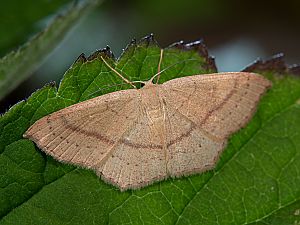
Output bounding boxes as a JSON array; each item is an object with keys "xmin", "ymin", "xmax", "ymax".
[
  {"xmin": 0, "ymin": 0, "xmax": 100, "ymax": 101},
  {"xmin": 1, "ymin": 36, "xmax": 300, "ymax": 225}
]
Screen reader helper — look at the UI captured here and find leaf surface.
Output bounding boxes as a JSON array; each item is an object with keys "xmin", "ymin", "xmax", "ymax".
[{"xmin": 0, "ymin": 36, "xmax": 299, "ymax": 225}]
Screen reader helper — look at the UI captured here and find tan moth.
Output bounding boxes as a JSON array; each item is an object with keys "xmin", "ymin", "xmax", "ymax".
[{"xmin": 24, "ymin": 49, "xmax": 272, "ymax": 191}]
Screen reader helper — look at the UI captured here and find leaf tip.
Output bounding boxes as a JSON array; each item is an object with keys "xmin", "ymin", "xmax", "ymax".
[
  {"xmin": 130, "ymin": 38, "xmax": 137, "ymax": 45},
  {"xmin": 242, "ymin": 53, "xmax": 300, "ymax": 76},
  {"xmin": 139, "ymin": 33, "xmax": 159, "ymax": 47},
  {"xmin": 242, "ymin": 53, "xmax": 286, "ymax": 73},
  {"xmin": 87, "ymin": 46, "xmax": 115, "ymax": 61},
  {"xmin": 75, "ymin": 53, "xmax": 87, "ymax": 63},
  {"xmin": 288, "ymin": 64, "xmax": 300, "ymax": 76},
  {"xmin": 167, "ymin": 39, "xmax": 217, "ymax": 72},
  {"xmin": 49, "ymin": 81, "xmax": 56, "ymax": 88}
]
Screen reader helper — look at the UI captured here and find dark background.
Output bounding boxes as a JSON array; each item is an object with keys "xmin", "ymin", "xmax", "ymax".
[{"xmin": 1, "ymin": 0, "xmax": 299, "ymax": 113}]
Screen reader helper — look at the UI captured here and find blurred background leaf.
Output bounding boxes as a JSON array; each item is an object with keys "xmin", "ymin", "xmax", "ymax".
[
  {"xmin": 0, "ymin": 0, "xmax": 100, "ymax": 106},
  {"xmin": 0, "ymin": 0, "xmax": 71, "ymax": 57}
]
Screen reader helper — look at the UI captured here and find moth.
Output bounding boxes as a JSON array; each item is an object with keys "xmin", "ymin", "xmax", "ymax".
[{"xmin": 24, "ymin": 49, "xmax": 271, "ymax": 191}]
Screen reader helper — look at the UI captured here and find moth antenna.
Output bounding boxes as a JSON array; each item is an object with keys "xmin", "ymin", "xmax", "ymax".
[
  {"xmin": 100, "ymin": 56, "xmax": 137, "ymax": 89},
  {"xmin": 155, "ymin": 49, "xmax": 164, "ymax": 84},
  {"xmin": 150, "ymin": 56, "xmax": 200, "ymax": 84},
  {"xmin": 85, "ymin": 81, "xmax": 145, "ymax": 99}
]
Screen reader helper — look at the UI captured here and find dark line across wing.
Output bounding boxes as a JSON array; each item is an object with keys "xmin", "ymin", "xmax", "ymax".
[
  {"xmin": 61, "ymin": 116, "xmax": 194, "ymax": 149},
  {"xmin": 200, "ymin": 78, "xmax": 238, "ymax": 126}
]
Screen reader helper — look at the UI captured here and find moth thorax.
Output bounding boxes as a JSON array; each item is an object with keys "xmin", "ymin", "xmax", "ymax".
[{"xmin": 140, "ymin": 86, "xmax": 164, "ymax": 121}]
